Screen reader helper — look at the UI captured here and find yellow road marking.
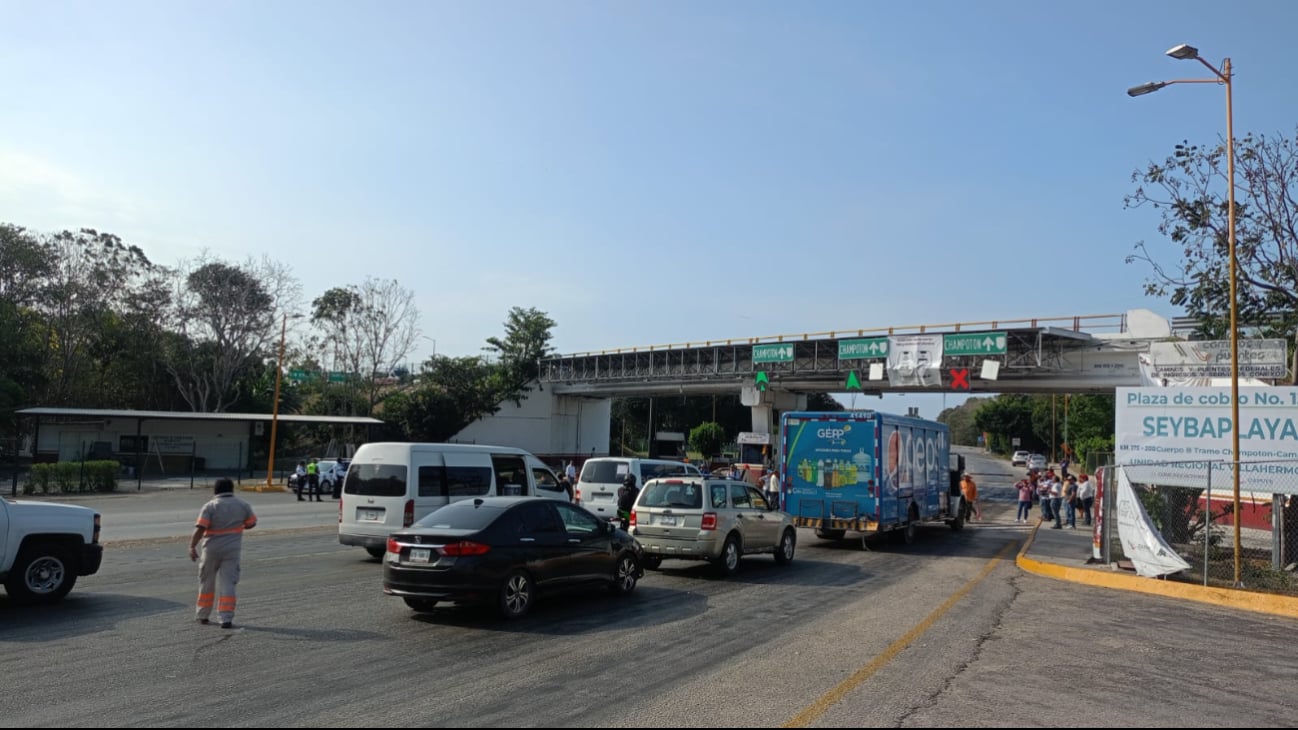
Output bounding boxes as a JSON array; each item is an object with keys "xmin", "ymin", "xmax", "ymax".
[{"xmin": 783, "ymin": 539, "xmax": 1018, "ymax": 728}]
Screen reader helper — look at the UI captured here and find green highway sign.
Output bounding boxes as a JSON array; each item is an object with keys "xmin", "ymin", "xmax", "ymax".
[
  {"xmin": 753, "ymin": 343, "xmax": 794, "ymax": 363},
  {"xmin": 328, "ymin": 371, "xmax": 348, "ymax": 383},
  {"xmin": 838, "ymin": 337, "xmax": 888, "ymax": 360},
  {"xmin": 943, "ymin": 332, "xmax": 1008, "ymax": 356},
  {"xmin": 844, "ymin": 371, "xmax": 862, "ymax": 390},
  {"xmin": 755, "ymin": 371, "xmax": 770, "ymax": 392}
]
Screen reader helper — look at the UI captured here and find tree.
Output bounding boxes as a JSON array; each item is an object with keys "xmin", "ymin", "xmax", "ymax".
[
  {"xmin": 36, "ymin": 228, "xmax": 163, "ymax": 405},
  {"xmin": 381, "ymin": 355, "xmax": 503, "ymax": 441},
  {"xmin": 168, "ymin": 255, "xmax": 298, "ymax": 412},
  {"xmin": 688, "ymin": 422, "xmax": 726, "ymax": 460},
  {"xmin": 1125, "ymin": 130, "xmax": 1298, "ymax": 343},
  {"xmin": 938, "ymin": 397, "xmax": 989, "ymax": 446},
  {"xmin": 310, "ymin": 278, "xmax": 419, "ymax": 414},
  {"xmin": 483, "ymin": 306, "xmax": 556, "ymax": 405}
]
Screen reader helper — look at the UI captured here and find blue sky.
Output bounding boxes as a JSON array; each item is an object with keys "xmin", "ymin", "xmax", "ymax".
[{"xmin": 4, "ymin": 1, "xmax": 1297, "ymax": 418}]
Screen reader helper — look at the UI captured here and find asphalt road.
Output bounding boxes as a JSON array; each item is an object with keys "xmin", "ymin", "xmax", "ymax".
[{"xmin": 3, "ymin": 449, "xmax": 1297, "ymax": 727}]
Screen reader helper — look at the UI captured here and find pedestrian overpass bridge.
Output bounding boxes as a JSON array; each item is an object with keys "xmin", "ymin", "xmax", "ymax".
[
  {"xmin": 539, "ymin": 310, "xmax": 1179, "ymax": 397},
  {"xmin": 458, "ymin": 309, "xmax": 1260, "ymax": 463}
]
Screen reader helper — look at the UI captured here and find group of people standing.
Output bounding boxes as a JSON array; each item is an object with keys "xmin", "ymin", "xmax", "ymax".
[{"xmin": 1016, "ymin": 470, "xmax": 1095, "ymax": 529}]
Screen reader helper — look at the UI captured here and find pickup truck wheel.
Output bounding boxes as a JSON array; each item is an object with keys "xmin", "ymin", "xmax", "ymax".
[
  {"xmin": 642, "ymin": 555, "xmax": 662, "ymax": 571},
  {"xmin": 5, "ymin": 544, "xmax": 77, "ymax": 604},
  {"xmin": 365, "ymin": 546, "xmax": 386, "ymax": 559}
]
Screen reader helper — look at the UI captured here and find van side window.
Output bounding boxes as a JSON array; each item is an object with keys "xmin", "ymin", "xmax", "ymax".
[
  {"xmin": 532, "ymin": 467, "xmax": 561, "ymax": 493},
  {"xmin": 418, "ymin": 465, "xmax": 447, "ymax": 497},
  {"xmin": 491, "ymin": 454, "xmax": 528, "ymax": 497},
  {"xmin": 447, "ymin": 466, "xmax": 492, "ymax": 497}
]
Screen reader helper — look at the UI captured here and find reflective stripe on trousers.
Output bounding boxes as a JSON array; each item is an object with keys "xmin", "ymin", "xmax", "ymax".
[{"xmin": 195, "ymin": 538, "xmax": 242, "ymax": 623}]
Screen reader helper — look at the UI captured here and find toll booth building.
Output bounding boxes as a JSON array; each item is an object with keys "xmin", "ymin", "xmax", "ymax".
[{"xmin": 17, "ymin": 407, "xmax": 382, "ymax": 474}]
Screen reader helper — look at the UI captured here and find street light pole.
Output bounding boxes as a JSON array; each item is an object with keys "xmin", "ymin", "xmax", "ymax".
[
  {"xmin": 265, "ymin": 313, "xmax": 290, "ymax": 491},
  {"xmin": 1128, "ymin": 44, "xmax": 1242, "ymax": 585}
]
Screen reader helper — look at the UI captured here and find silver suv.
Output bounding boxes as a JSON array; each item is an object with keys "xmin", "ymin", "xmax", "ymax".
[{"xmin": 630, "ymin": 477, "xmax": 796, "ymax": 576}]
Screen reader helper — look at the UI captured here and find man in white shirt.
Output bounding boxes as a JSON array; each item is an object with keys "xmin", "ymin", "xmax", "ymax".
[
  {"xmin": 1076, "ymin": 473, "xmax": 1096, "ymax": 526},
  {"xmin": 565, "ymin": 461, "xmax": 577, "ymax": 483},
  {"xmin": 765, "ymin": 470, "xmax": 781, "ymax": 510}
]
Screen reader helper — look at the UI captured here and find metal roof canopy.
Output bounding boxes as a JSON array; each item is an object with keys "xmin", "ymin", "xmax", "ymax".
[{"xmin": 17, "ymin": 407, "xmax": 383, "ymax": 425}]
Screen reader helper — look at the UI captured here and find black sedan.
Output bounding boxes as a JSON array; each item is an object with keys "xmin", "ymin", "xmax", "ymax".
[{"xmin": 383, "ymin": 496, "xmax": 643, "ymax": 619}]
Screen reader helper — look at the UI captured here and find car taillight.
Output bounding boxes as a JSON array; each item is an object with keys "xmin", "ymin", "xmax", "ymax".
[
  {"xmin": 574, "ymin": 487, "xmax": 582, "ymax": 504},
  {"xmin": 438, "ymin": 541, "xmax": 491, "ymax": 557},
  {"xmin": 701, "ymin": 512, "xmax": 718, "ymax": 530},
  {"xmin": 404, "ymin": 499, "xmax": 414, "ymax": 527},
  {"xmin": 386, "ymin": 537, "xmax": 400, "ymax": 554},
  {"xmin": 629, "ymin": 510, "xmax": 638, "ymax": 527}
]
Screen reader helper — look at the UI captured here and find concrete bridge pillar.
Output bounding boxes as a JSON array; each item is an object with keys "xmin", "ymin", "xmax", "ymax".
[{"xmin": 740, "ymin": 386, "xmax": 806, "ymax": 435}]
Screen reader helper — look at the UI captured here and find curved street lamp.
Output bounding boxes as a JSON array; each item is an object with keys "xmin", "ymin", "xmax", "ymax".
[{"xmin": 1127, "ymin": 44, "xmax": 1242, "ymax": 586}]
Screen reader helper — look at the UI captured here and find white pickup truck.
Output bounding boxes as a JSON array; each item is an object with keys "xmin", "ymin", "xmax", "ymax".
[{"xmin": 0, "ymin": 496, "xmax": 103, "ymax": 603}]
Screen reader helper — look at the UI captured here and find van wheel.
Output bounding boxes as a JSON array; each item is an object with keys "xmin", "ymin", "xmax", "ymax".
[
  {"xmin": 642, "ymin": 555, "xmax": 663, "ymax": 571},
  {"xmin": 403, "ymin": 598, "xmax": 438, "ymax": 613},
  {"xmin": 773, "ymin": 529, "xmax": 796, "ymax": 565},
  {"xmin": 715, "ymin": 535, "xmax": 742, "ymax": 577},
  {"xmin": 609, "ymin": 553, "xmax": 640, "ymax": 595},
  {"xmin": 498, "ymin": 570, "xmax": 534, "ymax": 619},
  {"xmin": 365, "ymin": 546, "xmax": 385, "ymax": 559}
]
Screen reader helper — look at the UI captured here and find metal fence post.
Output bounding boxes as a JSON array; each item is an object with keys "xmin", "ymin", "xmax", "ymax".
[
  {"xmin": 79, "ymin": 441, "xmax": 88, "ymax": 492},
  {"xmin": 190, "ymin": 440, "xmax": 197, "ymax": 490},
  {"xmin": 1204, "ymin": 462, "xmax": 1212, "ymax": 587}
]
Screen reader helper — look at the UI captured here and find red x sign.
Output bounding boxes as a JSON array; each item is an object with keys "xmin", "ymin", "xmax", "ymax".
[{"xmin": 950, "ymin": 368, "xmax": 970, "ymax": 391}]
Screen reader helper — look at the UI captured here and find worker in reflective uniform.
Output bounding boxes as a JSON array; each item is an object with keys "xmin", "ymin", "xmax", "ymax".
[{"xmin": 188, "ymin": 477, "xmax": 257, "ymax": 629}]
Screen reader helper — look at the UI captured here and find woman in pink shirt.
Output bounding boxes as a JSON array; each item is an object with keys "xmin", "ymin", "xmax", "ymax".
[{"xmin": 1016, "ymin": 477, "xmax": 1034, "ymax": 523}]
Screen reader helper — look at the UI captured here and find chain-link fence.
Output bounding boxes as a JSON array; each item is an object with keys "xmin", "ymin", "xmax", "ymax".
[{"xmin": 1103, "ymin": 458, "xmax": 1298, "ymax": 596}]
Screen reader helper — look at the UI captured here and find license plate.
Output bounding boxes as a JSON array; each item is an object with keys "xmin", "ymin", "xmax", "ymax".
[
  {"xmin": 408, "ymin": 547, "xmax": 431, "ymax": 564},
  {"xmin": 657, "ymin": 515, "xmax": 678, "ymax": 526},
  {"xmin": 360, "ymin": 509, "xmax": 383, "ymax": 522}
]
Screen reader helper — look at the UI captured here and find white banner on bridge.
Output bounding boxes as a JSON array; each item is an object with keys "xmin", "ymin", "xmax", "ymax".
[
  {"xmin": 886, "ymin": 335, "xmax": 943, "ymax": 387},
  {"xmin": 1144, "ymin": 340, "xmax": 1287, "ymax": 384}
]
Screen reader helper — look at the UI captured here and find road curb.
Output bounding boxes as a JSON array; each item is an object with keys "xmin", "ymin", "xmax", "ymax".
[{"xmin": 1016, "ymin": 521, "xmax": 1298, "ymax": 620}]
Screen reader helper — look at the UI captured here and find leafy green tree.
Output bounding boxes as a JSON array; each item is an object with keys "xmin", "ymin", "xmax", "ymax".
[
  {"xmin": 381, "ymin": 355, "xmax": 503, "ymax": 441},
  {"xmin": 938, "ymin": 397, "xmax": 988, "ymax": 446},
  {"xmin": 688, "ymin": 422, "xmax": 726, "ymax": 460},
  {"xmin": 483, "ymin": 306, "xmax": 556, "ymax": 405},
  {"xmin": 1125, "ymin": 130, "xmax": 1298, "ymax": 346}
]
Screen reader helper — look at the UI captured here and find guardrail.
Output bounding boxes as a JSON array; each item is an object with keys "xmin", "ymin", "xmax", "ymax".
[{"xmin": 551, "ymin": 313, "xmax": 1129, "ymax": 358}]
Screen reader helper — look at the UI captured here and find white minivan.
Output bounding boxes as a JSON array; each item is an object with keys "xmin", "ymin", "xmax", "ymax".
[
  {"xmin": 575, "ymin": 457, "xmax": 701, "ymax": 522},
  {"xmin": 339, "ymin": 442, "xmax": 568, "ymax": 557}
]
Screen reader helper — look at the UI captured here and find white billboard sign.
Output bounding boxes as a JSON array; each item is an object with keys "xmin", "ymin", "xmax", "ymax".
[
  {"xmin": 1146, "ymin": 340, "xmax": 1287, "ymax": 380},
  {"xmin": 886, "ymin": 335, "xmax": 943, "ymax": 387},
  {"xmin": 1115, "ymin": 386, "xmax": 1298, "ymax": 494}
]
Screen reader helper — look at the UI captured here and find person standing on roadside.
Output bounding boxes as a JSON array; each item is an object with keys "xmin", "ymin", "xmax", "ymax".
[
  {"xmin": 305, "ymin": 458, "xmax": 321, "ymax": 502},
  {"xmin": 1016, "ymin": 475, "xmax": 1034, "ymax": 523},
  {"xmin": 565, "ymin": 460, "xmax": 577, "ymax": 484},
  {"xmin": 959, "ymin": 473, "xmax": 981, "ymax": 521},
  {"xmin": 1038, "ymin": 475, "xmax": 1054, "ymax": 523},
  {"xmin": 616, "ymin": 473, "xmax": 638, "ymax": 531},
  {"xmin": 1063, "ymin": 475, "xmax": 1079, "ymax": 529},
  {"xmin": 293, "ymin": 461, "xmax": 307, "ymax": 500},
  {"xmin": 1076, "ymin": 473, "xmax": 1096, "ymax": 526},
  {"xmin": 1048, "ymin": 475, "xmax": 1064, "ymax": 529},
  {"xmin": 765, "ymin": 469, "xmax": 781, "ymax": 510},
  {"xmin": 189, "ymin": 478, "xmax": 256, "ymax": 629}
]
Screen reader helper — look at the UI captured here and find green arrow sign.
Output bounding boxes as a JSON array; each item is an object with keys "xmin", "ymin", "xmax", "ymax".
[
  {"xmin": 838, "ymin": 337, "xmax": 889, "ymax": 360},
  {"xmin": 844, "ymin": 371, "xmax": 862, "ymax": 390},
  {"xmin": 755, "ymin": 371, "xmax": 769, "ymax": 392},
  {"xmin": 753, "ymin": 343, "xmax": 794, "ymax": 363},
  {"xmin": 943, "ymin": 332, "xmax": 1008, "ymax": 356}
]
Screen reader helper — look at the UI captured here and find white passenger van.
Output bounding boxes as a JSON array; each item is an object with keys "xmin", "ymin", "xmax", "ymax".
[
  {"xmin": 339, "ymin": 442, "xmax": 567, "ymax": 557},
  {"xmin": 575, "ymin": 457, "xmax": 701, "ymax": 522}
]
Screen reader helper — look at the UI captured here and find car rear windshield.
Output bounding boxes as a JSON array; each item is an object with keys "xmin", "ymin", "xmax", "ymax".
[
  {"xmin": 580, "ymin": 461, "xmax": 627, "ymax": 484},
  {"xmin": 639, "ymin": 481, "xmax": 703, "ymax": 509},
  {"xmin": 414, "ymin": 500, "xmax": 506, "ymax": 530},
  {"xmin": 343, "ymin": 463, "xmax": 407, "ymax": 497}
]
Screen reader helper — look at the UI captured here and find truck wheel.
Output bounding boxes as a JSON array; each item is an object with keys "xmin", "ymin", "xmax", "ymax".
[
  {"xmin": 898, "ymin": 507, "xmax": 919, "ymax": 545},
  {"xmin": 815, "ymin": 529, "xmax": 845, "ymax": 541},
  {"xmin": 365, "ymin": 546, "xmax": 386, "ymax": 559},
  {"xmin": 4, "ymin": 543, "xmax": 77, "ymax": 604}
]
